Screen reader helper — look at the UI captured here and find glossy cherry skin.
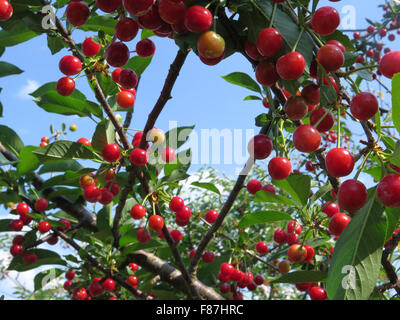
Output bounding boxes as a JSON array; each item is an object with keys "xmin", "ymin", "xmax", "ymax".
[
  {"xmin": 268, "ymin": 157, "xmax": 292, "ymax": 180},
  {"xmin": 66, "ymin": 1, "xmax": 90, "ymax": 27},
  {"xmin": 301, "ymin": 84, "xmax": 320, "ymax": 106},
  {"xmin": 288, "ymin": 244, "xmax": 307, "ymax": 263},
  {"xmin": 247, "ymin": 134, "xmax": 273, "ymax": 160},
  {"xmin": 82, "ymin": 37, "xmax": 101, "ymax": 57},
  {"xmin": 123, "ymin": 0, "xmax": 155, "ymax": 16},
  {"xmin": 23, "ymin": 252, "xmax": 38, "ymax": 264},
  {"xmin": 66, "ymin": 270, "xmax": 75, "ymax": 280},
  {"xmin": 296, "ymin": 282, "xmax": 312, "ymax": 292},
  {"xmin": 310, "ymin": 108, "xmax": 335, "ymax": 132},
  {"xmin": 350, "ymin": 92, "xmax": 379, "ymax": 121},
  {"xmin": 136, "ymin": 39, "xmax": 156, "ymax": 57},
  {"xmin": 16, "ymin": 202, "xmax": 29, "ymax": 215},
  {"xmin": 325, "ymin": 148, "xmax": 354, "ymax": 177},
  {"xmin": 329, "ymin": 212, "xmax": 351, "ymax": 236},
  {"xmin": 205, "ymin": 210, "xmax": 219, "ymax": 224},
  {"xmin": 38, "ymin": 221, "xmax": 51, "ymax": 234},
  {"xmin": 10, "ymin": 244, "xmax": 23, "ymax": 257},
  {"xmin": 202, "ymin": 251, "xmax": 215, "ymax": 263},
  {"xmin": 129, "ymin": 148, "xmax": 148, "ymax": 166},
  {"xmin": 184, "ymin": 5, "xmax": 213, "ymax": 33},
  {"xmin": 322, "ymin": 202, "xmax": 340, "ymax": 217},
  {"xmin": 115, "ymin": 18, "xmax": 139, "ymax": 42},
  {"xmin": 304, "ymin": 245, "xmax": 315, "ymax": 261},
  {"xmin": 149, "ymin": 215, "xmax": 164, "ymax": 232},
  {"xmin": 293, "ymin": 125, "xmax": 321, "ymax": 153},
  {"xmin": 138, "ymin": 5, "xmax": 163, "ymax": 30},
  {"xmin": 0, "ymin": 0, "xmax": 13, "ymax": 21},
  {"xmin": 273, "ymin": 228, "xmax": 287, "ymax": 243},
  {"xmin": 284, "ymin": 96, "xmax": 308, "ymax": 121},
  {"xmin": 199, "ymin": 51, "xmax": 225, "ymax": 66},
  {"xmin": 34, "ymin": 198, "xmax": 48, "ymax": 212},
  {"xmin": 377, "ymin": 174, "xmax": 400, "ymax": 207},
  {"xmin": 337, "ymin": 180, "xmax": 367, "ymax": 213},
  {"xmin": 309, "ymin": 286, "xmax": 327, "ymax": 300},
  {"xmin": 137, "ymin": 228, "xmax": 151, "ymax": 243},
  {"xmin": 102, "ymin": 144, "xmax": 121, "ymax": 162},
  {"xmin": 102, "ymin": 278, "xmax": 115, "ymax": 291},
  {"xmin": 170, "ymin": 229, "xmax": 182, "ymax": 242},
  {"xmin": 262, "ymin": 184, "xmax": 276, "ymax": 194},
  {"xmin": 255, "ymin": 60, "xmax": 280, "ymax": 86},
  {"xmin": 326, "ymin": 40, "xmax": 346, "ymax": 53},
  {"xmin": 256, "ymin": 241, "xmax": 269, "ymax": 255},
  {"xmin": 83, "ymin": 184, "xmax": 102, "ymax": 203},
  {"xmin": 247, "ymin": 179, "xmax": 262, "ymax": 194},
  {"xmin": 117, "ymin": 91, "xmax": 135, "ymax": 109},
  {"xmin": 105, "ymin": 42, "xmax": 130, "ymax": 67},
  {"xmin": 10, "ymin": 219, "xmax": 24, "ymax": 231},
  {"xmin": 162, "ymin": 147, "xmax": 176, "ymax": 163},
  {"xmin": 197, "ymin": 31, "xmax": 225, "ymax": 59},
  {"xmin": 96, "ymin": 0, "xmax": 122, "ymax": 13},
  {"xmin": 311, "ymin": 6, "xmax": 340, "ymax": 36},
  {"xmin": 12, "ymin": 235, "xmax": 25, "ymax": 246},
  {"xmin": 77, "ymin": 137, "xmax": 91, "ymax": 146},
  {"xmin": 245, "ymin": 41, "xmax": 263, "ymax": 61},
  {"xmin": 176, "ymin": 205, "xmax": 191, "ymax": 221},
  {"xmin": 56, "ymin": 77, "xmax": 75, "ymax": 96},
  {"xmin": 256, "ymin": 28, "xmax": 282, "ymax": 58},
  {"xmin": 119, "ymin": 69, "xmax": 138, "ymax": 89},
  {"xmin": 158, "ymin": 0, "xmax": 186, "ymax": 24},
  {"xmin": 316, "ymin": 44, "xmax": 344, "ymax": 73},
  {"xmin": 59, "ymin": 56, "xmax": 82, "ymax": 76},
  {"xmin": 99, "ymin": 188, "xmax": 114, "ymax": 205},
  {"xmin": 276, "ymin": 52, "xmax": 305, "ymax": 80},
  {"xmin": 169, "ymin": 196, "xmax": 184, "ymax": 212},
  {"xmin": 379, "ymin": 51, "xmax": 400, "ymax": 79}
]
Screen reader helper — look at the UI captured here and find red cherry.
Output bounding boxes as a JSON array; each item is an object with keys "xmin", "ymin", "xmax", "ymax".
[
  {"xmin": 83, "ymin": 184, "xmax": 102, "ymax": 203},
  {"xmin": 170, "ymin": 229, "xmax": 182, "ymax": 242},
  {"xmin": 377, "ymin": 174, "xmax": 400, "ymax": 207},
  {"xmin": 123, "ymin": 0, "xmax": 155, "ymax": 16},
  {"xmin": 329, "ymin": 212, "xmax": 351, "ymax": 236},
  {"xmin": 220, "ymin": 283, "xmax": 230, "ymax": 293},
  {"xmin": 129, "ymin": 262, "xmax": 138, "ymax": 271},
  {"xmin": 47, "ymin": 235, "xmax": 58, "ymax": 245},
  {"xmin": 20, "ymin": 212, "xmax": 32, "ymax": 225},
  {"xmin": 254, "ymin": 275, "xmax": 264, "ymax": 286},
  {"xmin": 273, "ymin": 228, "xmax": 287, "ymax": 243},
  {"xmin": 301, "ymin": 84, "xmax": 320, "ymax": 106},
  {"xmin": 23, "ymin": 252, "xmax": 38, "ymax": 264},
  {"xmin": 102, "ymin": 144, "xmax": 121, "ymax": 163},
  {"xmin": 304, "ymin": 245, "xmax": 315, "ymax": 261},
  {"xmin": 310, "ymin": 108, "xmax": 335, "ymax": 132},
  {"xmin": 255, "ymin": 60, "xmax": 280, "ymax": 86},
  {"xmin": 38, "ymin": 221, "xmax": 51, "ymax": 234},
  {"xmin": 16, "ymin": 202, "xmax": 30, "ymax": 215},
  {"xmin": 137, "ymin": 228, "xmax": 151, "ymax": 243},
  {"xmin": 102, "ymin": 278, "xmax": 116, "ymax": 291},
  {"xmin": 337, "ymin": 179, "xmax": 367, "ymax": 213},
  {"xmin": 169, "ymin": 196, "xmax": 184, "ymax": 212},
  {"xmin": 326, "ymin": 40, "xmax": 346, "ymax": 53},
  {"xmin": 256, "ymin": 241, "xmax": 269, "ymax": 255},
  {"xmin": 276, "ymin": 52, "xmax": 305, "ymax": 80},
  {"xmin": 256, "ymin": 28, "xmax": 283, "ymax": 58},
  {"xmin": 293, "ymin": 125, "xmax": 321, "ymax": 153},
  {"xmin": 248, "ymin": 134, "xmax": 273, "ymax": 160},
  {"xmin": 162, "ymin": 147, "xmax": 176, "ymax": 163},
  {"xmin": 129, "ymin": 148, "xmax": 148, "ymax": 166},
  {"xmin": 247, "ymin": 179, "xmax": 262, "ymax": 194},
  {"xmin": 10, "ymin": 219, "xmax": 24, "ymax": 232},
  {"xmin": 325, "ymin": 148, "xmax": 354, "ymax": 177},
  {"xmin": 149, "ymin": 215, "xmax": 164, "ymax": 232},
  {"xmin": 286, "ymin": 232, "xmax": 299, "ymax": 245},
  {"xmin": 89, "ymin": 278, "xmax": 104, "ymax": 297},
  {"xmin": 96, "ymin": 0, "xmax": 122, "ymax": 13},
  {"xmin": 119, "ymin": 69, "xmax": 138, "ymax": 89},
  {"xmin": 205, "ymin": 210, "xmax": 219, "ymax": 224},
  {"xmin": 309, "ymin": 286, "xmax": 327, "ymax": 300},
  {"xmin": 220, "ymin": 263, "xmax": 235, "ymax": 276},
  {"xmin": 284, "ymin": 96, "xmax": 308, "ymax": 121},
  {"xmin": 99, "ymin": 188, "xmax": 114, "ymax": 205},
  {"xmin": 268, "ymin": 157, "xmax": 292, "ymax": 180},
  {"xmin": 184, "ymin": 5, "xmax": 213, "ymax": 33},
  {"xmin": 73, "ymin": 287, "xmax": 88, "ymax": 300},
  {"xmin": 136, "ymin": 39, "xmax": 156, "ymax": 57},
  {"xmin": 117, "ymin": 91, "xmax": 135, "ymax": 109},
  {"xmin": 77, "ymin": 137, "xmax": 91, "ymax": 146},
  {"xmin": 12, "ymin": 235, "xmax": 25, "ymax": 246},
  {"xmin": 10, "ymin": 244, "xmax": 23, "ymax": 257},
  {"xmin": 350, "ymin": 92, "xmax": 379, "ymax": 121},
  {"xmin": 317, "ymin": 44, "xmax": 344, "ymax": 73},
  {"xmin": 158, "ymin": 0, "xmax": 186, "ymax": 25},
  {"xmin": 66, "ymin": 270, "xmax": 75, "ymax": 280},
  {"xmin": 176, "ymin": 205, "xmax": 191, "ymax": 221},
  {"xmin": 59, "ymin": 55, "xmax": 82, "ymax": 76},
  {"xmin": 105, "ymin": 181, "xmax": 120, "ymax": 196},
  {"xmin": 138, "ymin": 5, "xmax": 163, "ymax": 30},
  {"xmin": 66, "ymin": 1, "xmax": 90, "ymax": 27},
  {"xmin": 82, "ymin": 37, "xmax": 101, "ymax": 57},
  {"xmin": 63, "ymin": 280, "xmax": 73, "ymax": 290},
  {"xmin": 245, "ymin": 41, "xmax": 263, "ymax": 61},
  {"xmin": 189, "ymin": 250, "xmax": 196, "ymax": 259},
  {"xmin": 115, "ymin": 18, "xmax": 139, "ymax": 42},
  {"xmin": 112, "ymin": 68, "xmax": 122, "ymax": 83},
  {"xmin": 202, "ymin": 251, "xmax": 215, "ymax": 263},
  {"xmin": 322, "ymin": 202, "xmax": 339, "ymax": 217},
  {"xmin": 379, "ymin": 51, "xmax": 400, "ymax": 79},
  {"xmin": 0, "ymin": 0, "xmax": 13, "ymax": 21},
  {"xmin": 130, "ymin": 204, "xmax": 146, "ymax": 219},
  {"xmin": 311, "ymin": 6, "xmax": 340, "ymax": 36},
  {"xmin": 105, "ymin": 42, "xmax": 130, "ymax": 68},
  {"xmin": 56, "ymin": 77, "xmax": 75, "ymax": 96},
  {"xmin": 262, "ymin": 184, "xmax": 276, "ymax": 194},
  {"xmin": 58, "ymin": 218, "xmax": 71, "ymax": 231}
]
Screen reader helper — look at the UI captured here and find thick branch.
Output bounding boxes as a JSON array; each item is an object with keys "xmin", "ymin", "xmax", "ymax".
[{"xmin": 381, "ymin": 230, "xmax": 400, "ymax": 296}]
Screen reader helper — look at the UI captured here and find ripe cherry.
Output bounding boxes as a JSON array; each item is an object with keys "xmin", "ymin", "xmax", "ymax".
[
  {"xmin": 117, "ymin": 91, "xmax": 135, "ymax": 109},
  {"xmin": 170, "ymin": 229, "xmax": 182, "ymax": 242},
  {"xmin": 247, "ymin": 134, "xmax": 273, "ymax": 160},
  {"xmin": 255, "ymin": 60, "xmax": 280, "ymax": 86},
  {"xmin": 184, "ymin": 6, "xmax": 213, "ymax": 33},
  {"xmin": 0, "ymin": 0, "xmax": 13, "ymax": 21},
  {"xmin": 130, "ymin": 148, "xmax": 149, "ymax": 166},
  {"xmin": 301, "ymin": 84, "xmax": 320, "ymax": 106},
  {"xmin": 66, "ymin": 1, "xmax": 90, "ymax": 27},
  {"xmin": 47, "ymin": 235, "xmax": 58, "ymax": 245},
  {"xmin": 38, "ymin": 221, "xmax": 51, "ymax": 234},
  {"xmin": 325, "ymin": 148, "xmax": 354, "ymax": 177},
  {"xmin": 169, "ymin": 196, "xmax": 184, "ymax": 212},
  {"xmin": 256, "ymin": 28, "xmax": 282, "ymax": 58},
  {"xmin": 119, "ymin": 69, "xmax": 138, "ymax": 89},
  {"xmin": 304, "ymin": 245, "xmax": 315, "ymax": 262},
  {"xmin": 148, "ymin": 215, "xmax": 164, "ymax": 232},
  {"xmin": 96, "ymin": 0, "xmax": 122, "ymax": 13},
  {"xmin": 245, "ymin": 41, "xmax": 263, "ymax": 61},
  {"xmin": 33, "ymin": 198, "xmax": 48, "ymax": 212},
  {"xmin": 199, "ymin": 52, "xmax": 225, "ymax": 66},
  {"xmin": 162, "ymin": 147, "xmax": 176, "ymax": 163},
  {"xmin": 288, "ymin": 244, "xmax": 307, "ymax": 263},
  {"xmin": 337, "ymin": 179, "xmax": 367, "ymax": 213},
  {"xmin": 202, "ymin": 251, "xmax": 215, "ymax": 263},
  {"xmin": 73, "ymin": 287, "xmax": 88, "ymax": 300},
  {"xmin": 138, "ymin": 5, "xmax": 163, "ymax": 30},
  {"xmin": 10, "ymin": 244, "xmax": 23, "ymax": 257},
  {"xmin": 205, "ymin": 210, "xmax": 219, "ymax": 224},
  {"xmin": 136, "ymin": 39, "xmax": 156, "ymax": 57},
  {"xmin": 137, "ymin": 228, "xmax": 151, "ymax": 243},
  {"xmin": 311, "ymin": 6, "xmax": 340, "ymax": 36},
  {"xmin": 105, "ymin": 181, "xmax": 120, "ymax": 196},
  {"xmin": 23, "ymin": 252, "xmax": 38, "ymax": 264},
  {"xmin": 16, "ymin": 202, "xmax": 29, "ymax": 215},
  {"xmin": 10, "ymin": 219, "xmax": 24, "ymax": 232},
  {"xmin": 58, "ymin": 218, "xmax": 71, "ymax": 231},
  {"xmin": 89, "ymin": 278, "xmax": 104, "ymax": 297},
  {"xmin": 329, "ymin": 212, "xmax": 351, "ymax": 236},
  {"xmin": 77, "ymin": 137, "xmax": 91, "ymax": 146},
  {"xmin": 377, "ymin": 174, "xmax": 400, "ymax": 207},
  {"xmin": 66, "ymin": 270, "xmax": 75, "ymax": 280},
  {"xmin": 256, "ymin": 241, "xmax": 269, "ymax": 255},
  {"xmin": 115, "ymin": 18, "xmax": 139, "ymax": 42},
  {"xmin": 158, "ymin": 0, "xmax": 186, "ymax": 24},
  {"xmin": 20, "ymin": 212, "xmax": 32, "ymax": 225},
  {"xmin": 59, "ymin": 55, "xmax": 82, "ymax": 76},
  {"xmin": 284, "ymin": 96, "xmax": 308, "ymax": 121},
  {"xmin": 379, "ymin": 51, "xmax": 400, "ymax": 79},
  {"xmin": 82, "ymin": 37, "xmax": 101, "ymax": 57},
  {"xmin": 262, "ymin": 184, "xmax": 276, "ymax": 194},
  {"xmin": 273, "ymin": 228, "xmax": 287, "ymax": 243},
  {"xmin": 322, "ymin": 202, "xmax": 339, "ymax": 217},
  {"xmin": 268, "ymin": 157, "xmax": 292, "ymax": 180},
  {"xmin": 130, "ymin": 204, "xmax": 146, "ymax": 220},
  {"xmin": 102, "ymin": 144, "xmax": 121, "ymax": 163},
  {"xmin": 102, "ymin": 278, "xmax": 116, "ymax": 291},
  {"xmin": 83, "ymin": 184, "xmax": 102, "ymax": 203},
  {"xmin": 99, "ymin": 188, "xmax": 114, "ymax": 205},
  {"xmin": 220, "ymin": 263, "xmax": 235, "ymax": 276},
  {"xmin": 123, "ymin": 0, "xmax": 155, "ymax": 16},
  {"xmin": 276, "ymin": 52, "xmax": 305, "ymax": 80},
  {"xmin": 12, "ymin": 235, "xmax": 25, "ymax": 246},
  {"xmin": 350, "ymin": 92, "xmax": 379, "ymax": 121},
  {"xmin": 326, "ymin": 40, "xmax": 346, "ymax": 53},
  {"xmin": 197, "ymin": 31, "xmax": 225, "ymax": 59},
  {"xmin": 296, "ymin": 282, "xmax": 312, "ymax": 292},
  {"xmin": 246, "ymin": 179, "xmax": 262, "ymax": 194},
  {"xmin": 56, "ymin": 77, "xmax": 75, "ymax": 96},
  {"xmin": 129, "ymin": 262, "xmax": 138, "ymax": 272},
  {"xmin": 293, "ymin": 125, "xmax": 321, "ymax": 153},
  {"xmin": 310, "ymin": 108, "xmax": 335, "ymax": 132},
  {"xmin": 317, "ymin": 44, "xmax": 344, "ymax": 73},
  {"xmin": 220, "ymin": 283, "xmax": 230, "ymax": 294},
  {"xmin": 176, "ymin": 205, "xmax": 191, "ymax": 221},
  {"xmin": 105, "ymin": 42, "xmax": 130, "ymax": 67}
]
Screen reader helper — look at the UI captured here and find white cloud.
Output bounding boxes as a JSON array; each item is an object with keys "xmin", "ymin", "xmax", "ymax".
[{"xmin": 17, "ymin": 80, "xmax": 39, "ymax": 100}]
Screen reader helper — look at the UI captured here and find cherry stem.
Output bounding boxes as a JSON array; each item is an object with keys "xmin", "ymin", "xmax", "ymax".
[
  {"xmin": 269, "ymin": 3, "xmax": 278, "ymax": 28},
  {"xmin": 354, "ymin": 150, "xmax": 372, "ymax": 180},
  {"xmin": 292, "ymin": 27, "xmax": 304, "ymax": 52},
  {"xmin": 337, "ymin": 105, "xmax": 341, "ymax": 148}
]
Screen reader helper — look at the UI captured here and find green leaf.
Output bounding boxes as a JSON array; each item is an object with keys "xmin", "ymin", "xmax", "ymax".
[
  {"xmin": 91, "ymin": 119, "xmax": 116, "ymax": 153},
  {"xmin": 32, "ymin": 140, "xmax": 101, "ymax": 162},
  {"xmin": 0, "ymin": 21, "xmax": 38, "ymax": 47},
  {"xmin": 78, "ymin": 14, "xmax": 117, "ymax": 35},
  {"xmin": 272, "ymin": 174, "xmax": 311, "ymax": 206},
  {"xmin": 191, "ymin": 182, "xmax": 221, "ymax": 196},
  {"xmin": 0, "ymin": 125, "xmax": 24, "ymax": 155},
  {"xmin": 244, "ymin": 95, "xmax": 262, "ymax": 101},
  {"xmin": 254, "ymin": 190, "xmax": 299, "ymax": 207},
  {"xmin": 38, "ymin": 160, "xmax": 83, "ymax": 174},
  {"xmin": 0, "ymin": 61, "xmax": 23, "ymax": 77},
  {"xmin": 271, "ymin": 271, "xmax": 328, "ymax": 284},
  {"xmin": 46, "ymin": 35, "xmax": 66, "ymax": 55},
  {"xmin": 122, "ymin": 238, "xmax": 165, "ymax": 255},
  {"xmin": 124, "ymin": 55, "xmax": 153, "ymax": 77},
  {"xmin": 17, "ymin": 146, "xmax": 40, "ymax": 175},
  {"xmin": 95, "ymin": 204, "xmax": 112, "ymax": 241},
  {"xmin": 141, "ymin": 29, "xmax": 155, "ymax": 39},
  {"xmin": 34, "ymin": 268, "xmax": 63, "ymax": 291},
  {"xmin": 237, "ymin": 210, "xmax": 292, "ymax": 228},
  {"xmin": 320, "ymin": 84, "xmax": 337, "ymax": 107},
  {"xmin": 221, "ymin": 72, "xmax": 262, "ymax": 94},
  {"xmin": 322, "ymin": 30, "xmax": 356, "ymax": 52},
  {"xmin": 326, "ymin": 190, "xmax": 388, "ymax": 300},
  {"xmin": 392, "ymin": 73, "xmax": 400, "ymax": 136},
  {"xmin": 8, "ymin": 249, "xmax": 66, "ymax": 272},
  {"xmin": 163, "ymin": 126, "xmax": 195, "ymax": 150},
  {"xmin": 0, "ymin": 219, "xmax": 12, "ymax": 232}
]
